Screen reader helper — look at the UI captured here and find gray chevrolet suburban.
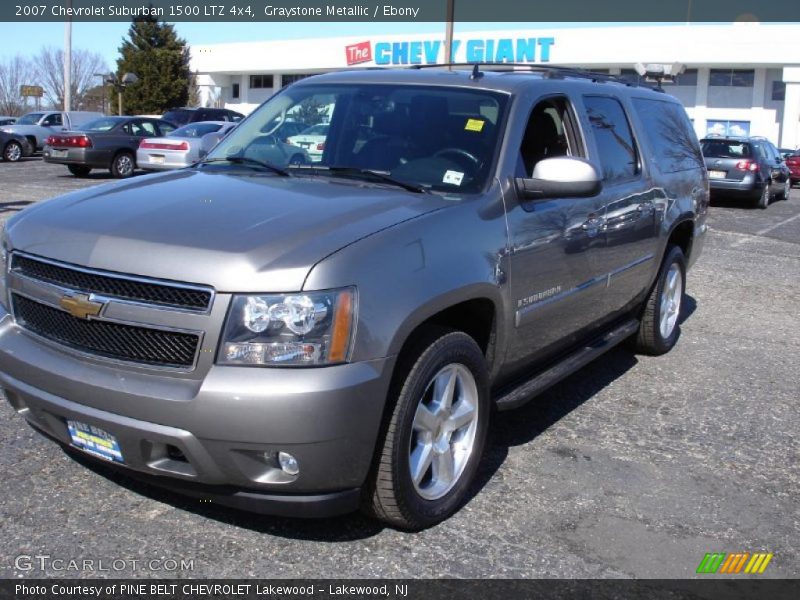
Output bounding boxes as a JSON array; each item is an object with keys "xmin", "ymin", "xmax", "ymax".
[{"xmin": 0, "ymin": 66, "xmax": 708, "ymax": 529}]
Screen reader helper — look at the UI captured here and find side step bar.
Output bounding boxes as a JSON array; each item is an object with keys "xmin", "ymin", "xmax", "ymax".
[{"xmin": 494, "ymin": 318, "xmax": 640, "ymax": 412}]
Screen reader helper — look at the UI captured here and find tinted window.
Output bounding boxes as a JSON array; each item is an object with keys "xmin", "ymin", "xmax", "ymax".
[
  {"xmin": 162, "ymin": 110, "xmax": 192, "ymax": 126},
  {"xmin": 584, "ymin": 96, "xmax": 639, "ymax": 180},
  {"xmin": 631, "ymin": 98, "xmax": 703, "ymax": 173},
  {"xmin": 701, "ymin": 140, "xmax": 752, "ymax": 158}
]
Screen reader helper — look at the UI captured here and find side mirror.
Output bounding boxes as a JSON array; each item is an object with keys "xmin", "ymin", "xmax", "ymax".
[{"xmin": 515, "ymin": 157, "xmax": 602, "ymax": 200}]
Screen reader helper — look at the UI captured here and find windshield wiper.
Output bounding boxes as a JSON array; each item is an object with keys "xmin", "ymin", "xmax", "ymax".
[
  {"xmin": 197, "ymin": 155, "xmax": 289, "ymax": 176},
  {"xmin": 293, "ymin": 165, "xmax": 428, "ymax": 194}
]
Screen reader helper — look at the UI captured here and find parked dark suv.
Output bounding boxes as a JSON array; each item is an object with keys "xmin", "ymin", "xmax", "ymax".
[
  {"xmin": 701, "ymin": 136, "xmax": 792, "ymax": 208},
  {"xmin": 162, "ymin": 107, "xmax": 245, "ymax": 127},
  {"xmin": 0, "ymin": 66, "xmax": 708, "ymax": 529}
]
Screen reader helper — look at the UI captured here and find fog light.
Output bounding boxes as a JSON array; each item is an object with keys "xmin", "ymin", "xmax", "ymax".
[{"xmin": 278, "ymin": 451, "xmax": 300, "ymax": 476}]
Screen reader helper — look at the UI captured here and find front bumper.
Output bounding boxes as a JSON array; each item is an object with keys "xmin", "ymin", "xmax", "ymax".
[{"xmin": 0, "ymin": 306, "xmax": 395, "ymax": 517}]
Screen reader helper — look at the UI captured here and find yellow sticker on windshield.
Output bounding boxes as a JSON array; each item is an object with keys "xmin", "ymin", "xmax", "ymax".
[{"xmin": 465, "ymin": 118, "xmax": 485, "ymax": 132}]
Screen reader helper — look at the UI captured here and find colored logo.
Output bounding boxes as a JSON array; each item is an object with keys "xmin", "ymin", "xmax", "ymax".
[
  {"xmin": 345, "ymin": 41, "xmax": 372, "ymax": 66},
  {"xmin": 696, "ymin": 552, "xmax": 773, "ymax": 574},
  {"xmin": 59, "ymin": 293, "xmax": 104, "ymax": 320}
]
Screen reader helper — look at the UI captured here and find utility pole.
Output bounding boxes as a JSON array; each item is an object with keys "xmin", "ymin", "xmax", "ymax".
[
  {"xmin": 444, "ymin": 0, "xmax": 455, "ymax": 68},
  {"xmin": 64, "ymin": 0, "xmax": 72, "ymax": 111}
]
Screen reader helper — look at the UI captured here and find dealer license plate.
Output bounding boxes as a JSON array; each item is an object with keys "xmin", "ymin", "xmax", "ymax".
[
  {"xmin": 67, "ymin": 420, "xmax": 124, "ymax": 463},
  {"xmin": 50, "ymin": 149, "xmax": 68, "ymax": 158},
  {"xmin": 708, "ymin": 170, "xmax": 726, "ymax": 179}
]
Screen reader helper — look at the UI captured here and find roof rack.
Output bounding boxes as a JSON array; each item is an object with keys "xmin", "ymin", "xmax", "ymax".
[{"xmin": 408, "ymin": 62, "xmax": 663, "ymax": 91}]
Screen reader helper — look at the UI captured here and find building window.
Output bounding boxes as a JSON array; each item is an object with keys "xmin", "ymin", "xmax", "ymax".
[
  {"xmin": 706, "ymin": 119, "xmax": 750, "ymax": 137},
  {"xmin": 709, "ymin": 69, "xmax": 754, "ymax": 87},
  {"xmin": 232, "ymin": 83, "xmax": 240, "ymax": 99},
  {"xmin": 772, "ymin": 81, "xmax": 786, "ymax": 102},
  {"xmin": 249, "ymin": 74, "xmax": 274, "ymax": 89},
  {"xmin": 676, "ymin": 69, "xmax": 698, "ymax": 86},
  {"xmin": 282, "ymin": 74, "xmax": 310, "ymax": 87}
]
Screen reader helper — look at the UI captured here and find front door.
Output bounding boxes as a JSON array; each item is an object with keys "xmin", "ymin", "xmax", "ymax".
[{"xmin": 504, "ymin": 95, "xmax": 610, "ymax": 375}]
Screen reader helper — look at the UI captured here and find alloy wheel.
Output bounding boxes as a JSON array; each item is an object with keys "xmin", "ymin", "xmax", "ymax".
[{"xmin": 659, "ymin": 263, "xmax": 683, "ymax": 340}]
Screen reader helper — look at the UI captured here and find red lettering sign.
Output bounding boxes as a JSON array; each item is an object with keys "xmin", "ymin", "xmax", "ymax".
[{"xmin": 345, "ymin": 41, "xmax": 372, "ymax": 66}]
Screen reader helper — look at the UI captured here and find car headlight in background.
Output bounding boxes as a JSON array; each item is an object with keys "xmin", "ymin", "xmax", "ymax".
[{"xmin": 218, "ymin": 288, "xmax": 356, "ymax": 366}]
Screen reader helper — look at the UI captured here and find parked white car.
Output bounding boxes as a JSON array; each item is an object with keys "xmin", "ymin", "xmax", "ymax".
[
  {"xmin": 137, "ymin": 121, "xmax": 237, "ymax": 170},
  {"xmin": 286, "ymin": 124, "xmax": 329, "ymax": 162}
]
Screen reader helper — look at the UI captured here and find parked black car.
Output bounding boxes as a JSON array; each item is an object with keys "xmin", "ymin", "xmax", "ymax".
[
  {"xmin": 161, "ymin": 107, "xmax": 244, "ymax": 127},
  {"xmin": 43, "ymin": 116, "xmax": 176, "ymax": 178},
  {"xmin": 701, "ymin": 136, "xmax": 792, "ymax": 208},
  {"xmin": 0, "ymin": 131, "xmax": 34, "ymax": 162}
]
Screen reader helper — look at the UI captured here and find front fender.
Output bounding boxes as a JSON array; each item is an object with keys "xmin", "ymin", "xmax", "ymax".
[{"xmin": 303, "ymin": 198, "xmax": 509, "ymax": 366}]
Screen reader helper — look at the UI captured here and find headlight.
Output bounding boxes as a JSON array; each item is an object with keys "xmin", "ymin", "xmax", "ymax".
[{"xmin": 218, "ymin": 288, "xmax": 356, "ymax": 366}]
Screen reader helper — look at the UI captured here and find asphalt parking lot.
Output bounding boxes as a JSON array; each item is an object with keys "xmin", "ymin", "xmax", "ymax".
[{"xmin": 0, "ymin": 158, "xmax": 798, "ymax": 579}]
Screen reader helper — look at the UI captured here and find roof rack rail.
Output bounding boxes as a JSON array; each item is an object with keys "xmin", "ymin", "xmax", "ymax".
[{"xmin": 407, "ymin": 62, "xmax": 663, "ymax": 91}]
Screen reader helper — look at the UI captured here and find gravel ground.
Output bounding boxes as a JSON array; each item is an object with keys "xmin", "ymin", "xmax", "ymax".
[{"xmin": 0, "ymin": 159, "xmax": 798, "ymax": 579}]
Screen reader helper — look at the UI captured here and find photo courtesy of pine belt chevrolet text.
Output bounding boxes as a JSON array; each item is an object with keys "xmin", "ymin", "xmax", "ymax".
[{"xmin": 0, "ymin": 65, "xmax": 708, "ymax": 530}]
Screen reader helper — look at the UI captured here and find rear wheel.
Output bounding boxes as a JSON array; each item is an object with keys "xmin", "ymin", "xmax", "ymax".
[
  {"xmin": 110, "ymin": 152, "xmax": 135, "ymax": 178},
  {"xmin": 633, "ymin": 245, "xmax": 686, "ymax": 356},
  {"xmin": 756, "ymin": 183, "xmax": 770, "ymax": 209},
  {"xmin": 67, "ymin": 165, "xmax": 91, "ymax": 177},
  {"xmin": 778, "ymin": 178, "xmax": 791, "ymax": 200},
  {"xmin": 3, "ymin": 141, "xmax": 23, "ymax": 162},
  {"xmin": 365, "ymin": 329, "xmax": 490, "ymax": 530}
]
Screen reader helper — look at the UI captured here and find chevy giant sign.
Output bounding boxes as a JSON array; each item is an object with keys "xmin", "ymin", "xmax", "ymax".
[{"xmin": 345, "ymin": 37, "xmax": 555, "ymax": 66}]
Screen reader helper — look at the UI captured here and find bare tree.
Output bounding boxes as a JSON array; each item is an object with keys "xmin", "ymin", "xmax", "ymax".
[
  {"xmin": 0, "ymin": 55, "xmax": 35, "ymax": 116},
  {"xmin": 34, "ymin": 46, "xmax": 107, "ymax": 111}
]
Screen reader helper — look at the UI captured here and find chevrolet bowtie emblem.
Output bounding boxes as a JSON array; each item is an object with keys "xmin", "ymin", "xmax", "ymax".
[{"xmin": 59, "ymin": 293, "xmax": 104, "ymax": 320}]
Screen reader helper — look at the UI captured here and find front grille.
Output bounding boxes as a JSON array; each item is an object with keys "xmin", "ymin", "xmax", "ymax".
[
  {"xmin": 13, "ymin": 294, "xmax": 199, "ymax": 368},
  {"xmin": 12, "ymin": 254, "xmax": 212, "ymax": 311}
]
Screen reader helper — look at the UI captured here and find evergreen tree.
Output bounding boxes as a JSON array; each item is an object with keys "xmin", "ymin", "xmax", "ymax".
[{"xmin": 114, "ymin": 15, "xmax": 190, "ymax": 114}]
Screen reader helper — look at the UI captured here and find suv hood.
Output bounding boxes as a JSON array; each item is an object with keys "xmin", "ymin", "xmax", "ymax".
[{"xmin": 7, "ymin": 169, "xmax": 451, "ymax": 292}]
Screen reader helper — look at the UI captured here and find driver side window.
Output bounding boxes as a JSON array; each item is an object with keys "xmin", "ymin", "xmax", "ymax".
[
  {"xmin": 517, "ymin": 97, "xmax": 575, "ymax": 178},
  {"xmin": 43, "ymin": 114, "xmax": 63, "ymax": 127}
]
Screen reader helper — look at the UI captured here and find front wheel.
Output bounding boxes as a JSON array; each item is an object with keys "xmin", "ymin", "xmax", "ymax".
[
  {"xmin": 110, "ymin": 152, "xmax": 135, "ymax": 178},
  {"xmin": 633, "ymin": 245, "xmax": 686, "ymax": 356},
  {"xmin": 365, "ymin": 329, "xmax": 490, "ymax": 530},
  {"xmin": 3, "ymin": 141, "xmax": 23, "ymax": 162}
]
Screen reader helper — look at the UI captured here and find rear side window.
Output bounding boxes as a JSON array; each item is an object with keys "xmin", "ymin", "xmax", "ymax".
[
  {"xmin": 632, "ymin": 98, "xmax": 703, "ymax": 173},
  {"xmin": 583, "ymin": 96, "xmax": 639, "ymax": 181},
  {"xmin": 701, "ymin": 140, "xmax": 752, "ymax": 158}
]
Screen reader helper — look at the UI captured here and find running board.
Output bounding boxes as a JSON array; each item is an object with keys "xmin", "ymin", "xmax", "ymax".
[{"xmin": 494, "ymin": 319, "xmax": 640, "ymax": 411}]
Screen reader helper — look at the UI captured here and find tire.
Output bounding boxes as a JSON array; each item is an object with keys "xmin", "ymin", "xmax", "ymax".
[
  {"xmin": 288, "ymin": 154, "xmax": 306, "ymax": 166},
  {"xmin": 633, "ymin": 245, "xmax": 686, "ymax": 356},
  {"xmin": 67, "ymin": 165, "xmax": 91, "ymax": 177},
  {"xmin": 3, "ymin": 141, "xmax": 23, "ymax": 162},
  {"xmin": 756, "ymin": 183, "xmax": 770, "ymax": 209},
  {"xmin": 778, "ymin": 178, "xmax": 791, "ymax": 200},
  {"xmin": 365, "ymin": 329, "xmax": 490, "ymax": 530},
  {"xmin": 110, "ymin": 151, "xmax": 135, "ymax": 178}
]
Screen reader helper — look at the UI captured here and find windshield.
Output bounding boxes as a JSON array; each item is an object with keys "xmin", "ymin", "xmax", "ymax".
[
  {"xmin": 16, "ymin": 113, "xmax": 44, "ymax": 125},
  {"xmin": 80, "ymin": 118, "xmax": 122, "ymax": 132},
  {"xmin": 170, "ymin": 123, "xmax": 223, "ymax": 138},
  {"xmin": 207, "ymin": 83, "xmax": 509, "ymax": 193}
]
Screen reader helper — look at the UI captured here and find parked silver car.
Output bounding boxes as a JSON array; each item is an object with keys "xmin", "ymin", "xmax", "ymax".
[{"xmin": 137, "ymin": 121, "xmax": 237, "ymax": 171}]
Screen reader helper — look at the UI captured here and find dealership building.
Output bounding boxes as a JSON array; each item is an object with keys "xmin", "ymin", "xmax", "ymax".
[{"xmin": 190, "ymin": 23, "xmax": 800, "ymax": 148}]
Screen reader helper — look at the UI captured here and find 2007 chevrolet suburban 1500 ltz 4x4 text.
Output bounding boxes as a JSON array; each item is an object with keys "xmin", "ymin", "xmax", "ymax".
[{"xmin": 0, "ymin": 66, "xmax": 708, "ymax": 529}]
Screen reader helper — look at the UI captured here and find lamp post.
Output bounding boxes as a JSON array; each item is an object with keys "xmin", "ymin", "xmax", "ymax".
[
  {"xmin": 93, "ymin": 72, "xmax": 106, "ymax": 114},
  {"xmin": 104, "ymin": 72, "xmax": 139, "ymax": 115}
]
